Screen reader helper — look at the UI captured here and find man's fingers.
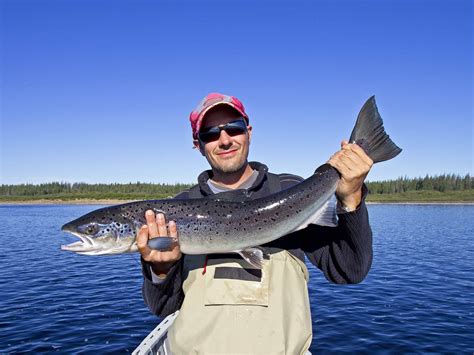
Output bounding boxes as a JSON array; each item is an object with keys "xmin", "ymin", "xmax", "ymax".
[
  {"xmin": 347, "ymin": 144, "xmax": 374, "ymax": 167},
  {"xmin": 169, "ymin": 220, "xmax": 178, "ymax": 238},
  {"xmin": 341, "ymin": 142, "xmax": 373, "ymax": 167},
  {"xmin": 157, "ymin": 213, "xmax": 167, "ymax": 237},
  {"xmin": 328, "ymin": 150, "xmax": 367, "ymax": 180},
  {"xmin": 338, "ymin": 144, "xmax": 372, "ymax": 170},
  {"xmin": 145, "ymin": 210, "xmax": 159, "ymax": 237},
  {"xmin": 137, "ymin": 225, "xmax": 151, "ymax": 253}
]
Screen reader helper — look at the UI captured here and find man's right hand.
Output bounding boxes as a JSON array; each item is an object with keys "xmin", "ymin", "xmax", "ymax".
[{"xmin": 137, "ymin": 210, "xmax": 182, "ymax": 277}]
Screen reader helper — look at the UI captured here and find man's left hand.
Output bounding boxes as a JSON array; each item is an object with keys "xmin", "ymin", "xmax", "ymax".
[{"xmin": 327, "ymin": 140, "xmax": 373, "ymax": 211}]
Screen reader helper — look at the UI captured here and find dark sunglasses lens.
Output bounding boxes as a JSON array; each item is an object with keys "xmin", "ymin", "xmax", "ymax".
[
  {"xmin": 199, "ymin": 129, "xmax": 220, "ymax": 142},
  {"xmin": 199, "ymin": 120, "xmax": 247, "ymax": 143},
  {"xmin": 224, "ymin": 126, "xmax": 246, "ymax": 137}
]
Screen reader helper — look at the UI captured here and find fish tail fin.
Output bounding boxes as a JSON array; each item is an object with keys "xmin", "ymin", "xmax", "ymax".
[{"xmin": 349, "ymin": 96, "xmax": 402, "ymax": 163}]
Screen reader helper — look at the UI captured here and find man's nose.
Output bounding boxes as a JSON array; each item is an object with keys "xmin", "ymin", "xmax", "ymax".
[{"xmin": 218, "ymin": 130, "xmax": 232, "ymax": 146}]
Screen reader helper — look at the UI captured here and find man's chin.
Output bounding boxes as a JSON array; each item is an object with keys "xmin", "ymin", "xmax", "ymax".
[{"xmin": 213, "ymin": 160, "xmax": 247, "ymax": 174}]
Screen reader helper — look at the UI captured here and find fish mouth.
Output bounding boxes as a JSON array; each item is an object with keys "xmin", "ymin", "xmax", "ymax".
[
  {"xmin": 61, "ymin": 227, "xmax": 135, "ymax": 255},
  {"xmin": 60, "ymin": 230, "xmax": 99, "ymax": 253}
]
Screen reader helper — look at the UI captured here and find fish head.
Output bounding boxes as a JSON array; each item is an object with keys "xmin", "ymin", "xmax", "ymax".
[{"xmin": 61, "ymin": 206, "xmax": 140, "ymax": 255}]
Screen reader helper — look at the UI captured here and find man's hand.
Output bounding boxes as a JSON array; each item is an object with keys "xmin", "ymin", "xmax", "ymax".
[
  {"xmin": 327, "ymin": 140, "xmax": 373, "ymax": 211},
  {"xmin": 137, "ymin": 210, "xmax": 182, "ymax": 276}
]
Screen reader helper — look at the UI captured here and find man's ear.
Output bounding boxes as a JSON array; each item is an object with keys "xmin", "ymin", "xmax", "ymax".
[
  {"xmin": 247, "ymin": 125, "xmax": 253, "ymax": 145},
  {"xmin": 193, "ymin": 139, "xmax": 205, "ymax": 155}
]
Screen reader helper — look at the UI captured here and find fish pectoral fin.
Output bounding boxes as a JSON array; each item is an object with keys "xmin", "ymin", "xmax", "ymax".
[
  {"xmin": 295, "ymin": 193, "xmax": 338, "ymax": 231},
  {"xmin": 237, "ymin": 248, "xmax": 265, "ymax": 269},
  {"xmin": 147, "ymin": 237, "xmax": 178, "ymax": 251}
]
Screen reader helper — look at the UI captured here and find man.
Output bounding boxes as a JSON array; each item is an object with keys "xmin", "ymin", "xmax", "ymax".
[{"xmin": 137, "ymin": 93, "xmax": 373, "ymax": 354}]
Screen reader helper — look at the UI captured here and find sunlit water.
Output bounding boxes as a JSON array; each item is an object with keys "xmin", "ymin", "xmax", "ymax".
[{"xmin": 0, "ymin": 204, "xmax": 473, "ymax": 353}]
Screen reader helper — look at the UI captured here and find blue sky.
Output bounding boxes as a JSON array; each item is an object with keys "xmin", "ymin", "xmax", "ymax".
[{"xmin": 1, "ymin": 0, "xmax": 472, "ymax": 184}]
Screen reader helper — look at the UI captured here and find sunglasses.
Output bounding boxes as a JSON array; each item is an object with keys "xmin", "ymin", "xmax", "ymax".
[{"xmin": 198, "ymin": 118, "xmax": 248, "ymax": 143}]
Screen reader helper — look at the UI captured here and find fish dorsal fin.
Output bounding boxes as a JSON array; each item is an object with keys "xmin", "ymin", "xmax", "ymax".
[
  {"xmin": 295, "ymin": 193, "xmax": 338, "ymax": 231},
  {"xmin": 237, "ymin": 248, "xmax": 265, "ymax": 269}
]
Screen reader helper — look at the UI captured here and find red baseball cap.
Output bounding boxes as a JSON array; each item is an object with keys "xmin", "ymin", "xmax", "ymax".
[{"xmin": 189, "ymin": 92, "xmax": 249, "ymax": 141}]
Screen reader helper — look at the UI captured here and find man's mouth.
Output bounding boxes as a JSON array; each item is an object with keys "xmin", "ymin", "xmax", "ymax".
[{"xmin": 217, "ymin": 149, "xmax": 238, "ymax": 157}]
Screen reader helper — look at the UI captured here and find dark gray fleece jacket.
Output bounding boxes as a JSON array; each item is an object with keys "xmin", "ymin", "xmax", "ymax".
[{"xmin": 142, "ymin": 161, "xmax": 373, "ymax": 317}]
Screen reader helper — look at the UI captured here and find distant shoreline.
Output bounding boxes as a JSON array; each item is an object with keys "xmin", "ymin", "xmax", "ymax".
[
  {"xmin": 0, "ymin": 199, "xmax": 137, "ymax": 205},
  {"xmin": 0, "ymin": 199, "xmax": 473, "ymax": 206}
]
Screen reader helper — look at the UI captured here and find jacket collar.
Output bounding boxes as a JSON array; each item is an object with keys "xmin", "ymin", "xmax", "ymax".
[{"xmin": 196, "ymin": 161, "xmax": 269, "ymax": 196}]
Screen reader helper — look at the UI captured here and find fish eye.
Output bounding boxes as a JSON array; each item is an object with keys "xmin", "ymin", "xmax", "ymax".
[{"xmin": 85, "ymin": 224, "xmax": 99, "ymax": 235}]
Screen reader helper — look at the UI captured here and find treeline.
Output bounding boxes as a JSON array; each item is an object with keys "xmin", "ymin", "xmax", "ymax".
[
  {"xmin": 0, "ymin": 182, "xmax": 193, "ymax": 199},
  {"xmin": 366, "ymin": 174, "xmax": 473, "ymax": 194},
  {"xmin": 0, "ymin": 174, "xmax": 472, "ymax": 200}
]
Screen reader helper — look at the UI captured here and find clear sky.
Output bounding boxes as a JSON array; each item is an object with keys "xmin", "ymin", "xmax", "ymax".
[{"xmin": 1, "ymin": 0, "xmax": 472, "ymax": 185}]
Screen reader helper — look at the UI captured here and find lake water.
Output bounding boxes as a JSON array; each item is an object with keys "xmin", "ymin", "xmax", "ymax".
[{"xmin": 0, "ymin": 204, "xmax": 473, "ymax": 353}]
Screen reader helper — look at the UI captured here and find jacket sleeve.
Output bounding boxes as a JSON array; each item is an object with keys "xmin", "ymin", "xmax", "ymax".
[
  {"xmin": 141, "ymin": 258, "xmax": 185, "ymax": 317},
  {"xmin": 140, "ymin": 189, "xmax": 189, "ymax": 317},
  {"xmin": 300, "ymin": 185, "xmax": 373, "ymax": 284}
]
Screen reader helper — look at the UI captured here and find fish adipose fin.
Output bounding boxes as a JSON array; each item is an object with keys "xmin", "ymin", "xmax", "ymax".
[
  {"xmin": 148, "ymin": 237, "xmax": 178, "ymax": 251},
  {"xmin": 350, "ymin": 96, "xmax": 402, "ymax": 163},
  {"xmin": 295, "ymin": 193, "xmax": 338, "ymax": 231},
  {"xmin": 238, "ymin": 248, "xmax": 265, "ymax": 269}
]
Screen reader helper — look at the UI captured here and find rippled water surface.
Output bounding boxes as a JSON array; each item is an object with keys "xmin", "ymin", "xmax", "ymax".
[{"xmin": 1, "ymin": 204, "xmax": 473, "ymax": 353}]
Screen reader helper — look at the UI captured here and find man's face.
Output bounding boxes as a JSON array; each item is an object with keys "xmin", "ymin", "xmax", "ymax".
[{"xmin": 195, "ymin": 105, "xmax": 252, "ymax": 174}]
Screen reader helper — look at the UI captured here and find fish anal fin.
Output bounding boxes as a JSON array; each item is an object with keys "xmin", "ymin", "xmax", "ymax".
[{"xmin": 237, "ymin": 248, "xmax": 265, "ymax": 269}]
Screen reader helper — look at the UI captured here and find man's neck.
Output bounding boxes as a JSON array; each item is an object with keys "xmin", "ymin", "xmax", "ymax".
[{"xmin": 210, "ymin": 163, "xmax": 254, "ymax": 190}]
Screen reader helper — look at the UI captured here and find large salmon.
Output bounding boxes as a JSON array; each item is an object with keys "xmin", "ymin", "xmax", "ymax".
[{"xmin": 61, "ymin": 96, "xmax": 401, "ymax": 267}]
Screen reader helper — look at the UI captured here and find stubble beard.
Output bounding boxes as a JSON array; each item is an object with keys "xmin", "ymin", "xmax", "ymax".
[{"xmin": 207, "ymin": 147, "xmax": 249, "ymax": 175}]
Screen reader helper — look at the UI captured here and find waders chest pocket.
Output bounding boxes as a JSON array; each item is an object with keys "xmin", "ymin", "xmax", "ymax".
[{"xmin": 204, "ymin": 258, "xmax": 270, "ymax": 307}]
